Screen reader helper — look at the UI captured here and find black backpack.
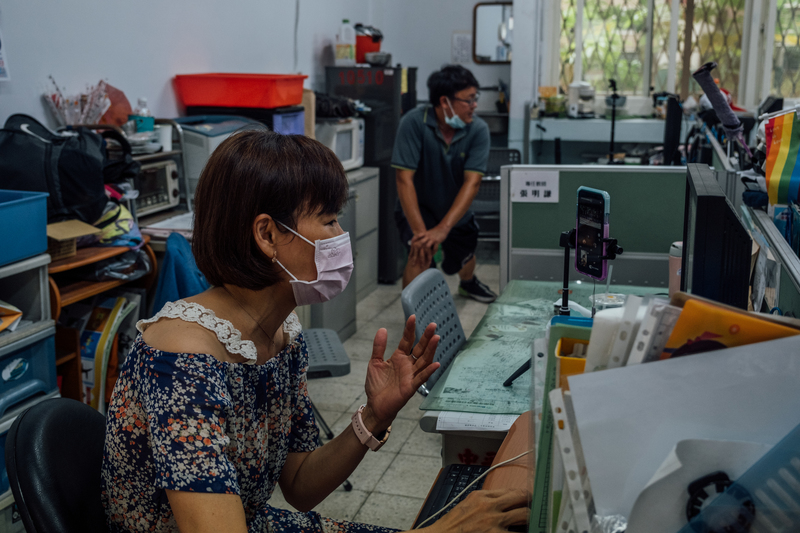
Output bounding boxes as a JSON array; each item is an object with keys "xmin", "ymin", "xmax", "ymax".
[{"xmin": 0, "ymin": 114, "xmax": 109, "ymax": 224}]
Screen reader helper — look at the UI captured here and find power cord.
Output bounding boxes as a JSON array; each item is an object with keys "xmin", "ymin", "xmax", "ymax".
[{"xmin": 414, "ymin": 449, "xmax": 533, "ymax": 529}]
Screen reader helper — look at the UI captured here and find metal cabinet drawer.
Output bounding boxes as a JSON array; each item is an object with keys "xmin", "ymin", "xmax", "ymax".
[
  {"xmin": 355, "ymin": 229, "xmax": 379, "ymax": 302},
  {"xmin": 352, "ymin": 176, "xmax": 379, "ymax": 239}
]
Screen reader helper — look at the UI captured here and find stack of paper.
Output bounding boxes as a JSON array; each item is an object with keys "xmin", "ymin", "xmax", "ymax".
[{"xmin": 0, "ymin": 300, "xmax": 22, "ymax": 334}]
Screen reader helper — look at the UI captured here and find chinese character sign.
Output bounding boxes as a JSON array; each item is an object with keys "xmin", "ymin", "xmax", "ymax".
[{"xmin": 511, "ymin": 170, "xmax": 559, "ymax": 203}]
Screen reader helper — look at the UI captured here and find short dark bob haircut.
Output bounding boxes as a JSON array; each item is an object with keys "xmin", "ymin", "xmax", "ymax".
[
  {"xmin": 427, "ymin": 65, "xmax": 479, "ymax": 107},
  {"xmin": 193, "ymin": 129, "xmax": 349, "ymax": 291}
]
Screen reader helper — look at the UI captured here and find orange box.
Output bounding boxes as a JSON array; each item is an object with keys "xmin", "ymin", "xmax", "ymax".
[
  {"xmin": 556, "ymin": 337, "xmax": 589, "ymax": 391},
  {"xmin": 174, "ymin": 73, "xmax": 308, "ymax": 109}
]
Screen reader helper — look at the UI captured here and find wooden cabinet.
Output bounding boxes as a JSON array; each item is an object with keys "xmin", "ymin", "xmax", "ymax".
[{"xmin": 48, "ymin": 236, "xmax": 157, "ymax": 401}]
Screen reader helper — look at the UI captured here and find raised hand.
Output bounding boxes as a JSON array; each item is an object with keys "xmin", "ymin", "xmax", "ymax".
[{"xmin": 363, "ymin": 315, "xmax": 440, "ymax": 429}]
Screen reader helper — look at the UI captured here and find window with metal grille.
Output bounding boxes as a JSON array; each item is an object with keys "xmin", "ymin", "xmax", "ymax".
[
  {"xmin": 773, "ymin": 0, "xmax": 800, "ymax": 97},
  {"xmin": 559, "ymin": 0, "xmax": 745, "ymax": 100}
]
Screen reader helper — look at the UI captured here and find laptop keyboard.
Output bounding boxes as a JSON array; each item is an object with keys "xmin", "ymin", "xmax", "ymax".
[{"xmin": 413, "ymin": 463, "xmax": 490, "ymax": 528}]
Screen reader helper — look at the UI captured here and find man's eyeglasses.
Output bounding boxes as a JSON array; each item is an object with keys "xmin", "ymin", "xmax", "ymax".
[{"xmin": 452, "ymin": 92, "xmax": 481, "ymax": 105}]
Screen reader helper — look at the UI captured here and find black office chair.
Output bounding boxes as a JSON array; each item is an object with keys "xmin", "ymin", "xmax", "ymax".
[
  {"xmin": 5, "ymin": 398, "xmax": 109, "ymax": 533},
  {"xmin": 472, "ymin": 148, "xmax": 521, "ymax": 241}
]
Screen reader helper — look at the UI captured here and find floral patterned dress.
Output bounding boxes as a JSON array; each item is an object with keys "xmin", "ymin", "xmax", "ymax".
[{"xmin": 101, "ymin": 300, "xmax": 398, "ymax": 533}]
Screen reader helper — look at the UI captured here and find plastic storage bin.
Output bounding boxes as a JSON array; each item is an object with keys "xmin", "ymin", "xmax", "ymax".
[
  {"xmin": 0, "ymin": 254, "xmax": 53, "ymax": 350},
  {"xmin": 0, "ymin": 190, "xmax": 48, "ymax": 268},
  {"xmin": 555, "ymin": 337, "xmax": 589, "ymax": 391},
  {"xmin": 0, "ymin": 327, "xmax": 58, "ymax": 420},
  {"xmin": 174, "ymin": 73, "xmax": 308, "ymax": 109},
  {"xmin": 271, "ymin": 108, "xmax": 305, "ymax": 135},
  {"xmin": 185, "ymin": 106, "xmax": 306, "ymax": 136}
]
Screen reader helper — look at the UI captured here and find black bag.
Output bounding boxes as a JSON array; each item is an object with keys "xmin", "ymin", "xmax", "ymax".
[
  {"xmin": 315, "ymin": 92, "xmax": 357, "ymax": 118},
  {"xmin": 0, "ymin": 114, "xmax": 108, "ymax": 224},
  {"xmin": 100, "ymin": 129, "xmax": 141, "ymax": 185}
]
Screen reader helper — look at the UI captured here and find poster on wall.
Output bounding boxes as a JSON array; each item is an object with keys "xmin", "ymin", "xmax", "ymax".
[
  {"xmin": 451, "ymin": 33, "xmax": 472, "ymax": 64},
  {"xmin": 0, "ymin": 28, "xmax": 9, "ymax": 81}
]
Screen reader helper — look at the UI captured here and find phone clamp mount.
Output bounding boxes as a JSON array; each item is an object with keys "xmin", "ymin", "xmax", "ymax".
[{"xmin": 558, "ymin": 229, "xmax": 624, "ymax": 316}]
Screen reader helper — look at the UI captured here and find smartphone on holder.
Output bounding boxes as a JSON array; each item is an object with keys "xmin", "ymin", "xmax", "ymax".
[{"xmin": 575, "ymin": 187, "xmax": 611, "ymax": 280}]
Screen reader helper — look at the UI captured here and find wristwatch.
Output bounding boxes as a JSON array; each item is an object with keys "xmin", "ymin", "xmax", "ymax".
[{"xmin": 351, "ymin": 404, "xmax": 391, "ymax": 451}]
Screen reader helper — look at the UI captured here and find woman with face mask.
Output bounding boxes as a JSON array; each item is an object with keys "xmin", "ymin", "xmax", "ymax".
[{"xmin": 101, "ymin": 130, "xmax": 529, "ymax": 533}]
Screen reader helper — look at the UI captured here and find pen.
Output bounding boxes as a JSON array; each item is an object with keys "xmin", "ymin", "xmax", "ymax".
[{"xmin": 503, "ymin": 359, "xmax": 532, "ymax": 387}]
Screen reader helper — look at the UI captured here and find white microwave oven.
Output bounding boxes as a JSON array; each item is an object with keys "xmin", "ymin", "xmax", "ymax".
[{"xmin": 315, "ymin": 118, "xmax": 364, "ymax": 171}]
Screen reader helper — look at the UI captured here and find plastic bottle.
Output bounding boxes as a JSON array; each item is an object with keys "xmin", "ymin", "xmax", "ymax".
[
  {"xmin": 335, "ymin": 19, "xmax": 356, "ymax": 67},
  {"xmin": 134, "ymin": 97, "xmax": 151, "ymax": 117},
  {"xmin": 130, "ymin": 97, "xmax": 154, "ymax": 132},
  {"xmin": 669, "ymin": 241, "xmax": 683, "ymax": 298}
]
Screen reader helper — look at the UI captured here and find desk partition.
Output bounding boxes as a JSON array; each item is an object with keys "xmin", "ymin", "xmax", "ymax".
[
  {"xmin": 499, "ymin": 165, "xmax": 687, "ymax": 291},
  {"xmin": 750, "ymin": 207, "xmax": 800, "ymax": 317}
]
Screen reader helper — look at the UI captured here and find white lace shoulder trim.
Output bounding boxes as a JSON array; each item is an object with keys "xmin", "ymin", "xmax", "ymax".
[
  {"xmin": 137, "ymin": 301, "xmax": 258, "ymax": 364},
  {"xmin": 283, "ymin": 312, "xmax": 302, "ymax": 342}
]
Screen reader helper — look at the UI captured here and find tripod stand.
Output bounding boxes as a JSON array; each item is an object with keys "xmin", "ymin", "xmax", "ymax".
[{"xmin": 503, "ymin": 228, "xmax": 623, "ymax": 387}]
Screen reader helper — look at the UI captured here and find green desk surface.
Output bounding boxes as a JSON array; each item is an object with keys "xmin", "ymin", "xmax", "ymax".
[{"xmin": 419, "ymin": 280, "xmax": 664, "ymax": 414}]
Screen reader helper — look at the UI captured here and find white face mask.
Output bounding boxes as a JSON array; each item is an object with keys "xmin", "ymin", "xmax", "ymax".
[
  {"xmin": 274, "ymin": 222, "xmax": 354, "ymax": 306},
  {"xmin": 444, "ymin": 98, "xmax": 467, "ymax": 129}
]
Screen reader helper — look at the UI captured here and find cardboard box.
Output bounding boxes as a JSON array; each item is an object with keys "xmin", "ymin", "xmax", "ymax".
[
  {"xmin": 46, "ymin": 220, "xmax": 100, "ymax": 261},
  {"xmin": 302, "ymin": 88, "xmax": 316, "ymax": 139}
]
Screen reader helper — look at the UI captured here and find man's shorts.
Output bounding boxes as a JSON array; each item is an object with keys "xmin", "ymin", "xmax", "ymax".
[{"xmin": 395, "ymin": 211, "xmax": 479, "ymax": 275}]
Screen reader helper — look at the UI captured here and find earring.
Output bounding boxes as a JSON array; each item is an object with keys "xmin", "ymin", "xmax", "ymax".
[{"xmin": 272, "ymin": 251, "xmax": 277, "ymax": 264}]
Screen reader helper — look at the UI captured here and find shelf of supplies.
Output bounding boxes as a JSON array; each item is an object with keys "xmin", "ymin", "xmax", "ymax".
[
  {"xmin": 49, "ymin": 235, "xmax": 151, "ymax": 274},
  {"xmin": 59, "ymin": 279, "xmax": 129, "ymax": 308},
  {"xmin": 48, "ymin": 236, "xmax": 157, "ymax": 323}
]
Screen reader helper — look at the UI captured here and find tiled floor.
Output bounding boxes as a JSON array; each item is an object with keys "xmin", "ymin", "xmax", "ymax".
[{"xmin": 269, "ymin": 255, "xmax": 500, "ymax": 531}]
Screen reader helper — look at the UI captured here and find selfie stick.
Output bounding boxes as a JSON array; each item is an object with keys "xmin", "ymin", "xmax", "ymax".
[
  {"xmin": 692, "ymin": 62, "xmax": 753, "ymax": 158},
  {"xmin": 558, "ymin": 229, "xmax": 623, "ymax": 317},
  {"xmin": 608, "ymin": 79, "xmax": 621, "ymax": 164}
]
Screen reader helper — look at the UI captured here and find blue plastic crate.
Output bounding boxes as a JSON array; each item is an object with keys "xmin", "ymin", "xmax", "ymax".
[
  {"xmin": 0, "ymin": 190, "xmax": 48, "ymax": 267},
  {"xmin": 273, "ymin": 109, "xmax": 305, "ymax": 136},
  {"xmin": 0, "ymin": 328, "xmax": 58, "ymax": 420}
]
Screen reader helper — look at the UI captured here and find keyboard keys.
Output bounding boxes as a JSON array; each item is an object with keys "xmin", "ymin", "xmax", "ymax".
[{"xmin": 414, "ymin": 463, "xmax": 491, "ymax": 528}]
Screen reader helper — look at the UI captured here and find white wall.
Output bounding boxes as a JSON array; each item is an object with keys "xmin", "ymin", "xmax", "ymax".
[
  {"xmin": 0, "ymin": 0, "xmax": 369, "ymax": 126},
  {"xmin": 508, "ymin": 0, "xmax": 540, "ymax": 155},
  {"xmin": 370, "ymin": 0, "xmax": 511, "ymax": 105},
  {"xmin": 0, "ymin": 0, "xmax": 517, "ymax": 128}
]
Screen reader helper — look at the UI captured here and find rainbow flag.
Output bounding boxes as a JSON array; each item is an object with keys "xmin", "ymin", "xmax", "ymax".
[{"xmin": 765, "ymin": 111, "xmax": 800, "ymax": 205}]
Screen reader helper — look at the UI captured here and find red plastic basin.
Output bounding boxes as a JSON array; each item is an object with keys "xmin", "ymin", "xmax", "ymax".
[{"xmin": 174, "ymin": 73, "xmax": 308, "ymax": 109}]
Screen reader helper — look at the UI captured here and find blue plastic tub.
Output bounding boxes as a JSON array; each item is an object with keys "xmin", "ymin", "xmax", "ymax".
[
  {"xmin": 0, "ymin": 328, "xmax": 58, "ymax": 420},
  {"xmin": 0, "ymin": 190, "xmax": 48, "ymax": 267},
  {"xmin": 0, "ymin": 415, "xmax": 13, "ymax": 496},
  {"xmin": 272, "ymin": 109, "xmax": 305, "ymax": 135}
]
